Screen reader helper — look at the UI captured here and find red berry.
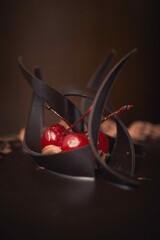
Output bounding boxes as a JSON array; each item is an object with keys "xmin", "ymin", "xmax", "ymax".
[
  {"xmin": 41, "ymin": 123, "xmax": 67, "ymax": 148},
  {"xmin": 98, "ymin": 131, "xmax": 109, "ymax": 153},
  {"xmin": 61, "ymin": 133, "xmax": 89, "ymax": 151}
]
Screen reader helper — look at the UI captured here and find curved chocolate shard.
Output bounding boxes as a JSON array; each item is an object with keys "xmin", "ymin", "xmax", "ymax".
[
  {"xmin": 18, "ymin": 57, "xmax": 83, "ymax": 131},
  {"xmin": 19, "ymin": 59, "xmax": 94, "ymax": 178},
  {"xmin": 24, "ymin": 67, "xmax": 44, "ymax": 152},
  {"xmin": 88, "ymin": 49, "xmax": 140, "ymax": 187},
  {"xmin": 110, "ymin": 118, "xmax": 136, "ymax": 176},
  {"xmin": 82, "ymin": 49, "xmax": 116, "ymax": 113},
  {"xmin": 88, "ymin": 49, "xmax": 136, "ymax": 147},
  {"xmin": 26, "ymin": 144, "xmax": 95, "ymax": 178},
  {"xmin": 87, "ymin": 49, "xmax": 116, "ymax": 90},
  {"xmin": 106, "ymin": 103, "xmax": 135, "ymax": 176}
]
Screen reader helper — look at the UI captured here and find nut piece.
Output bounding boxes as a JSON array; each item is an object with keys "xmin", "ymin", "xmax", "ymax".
[
  {"xmin": 18, "ymin": 128, "xmax": 25, "ymax": 142},
  {"xmin": 150, "ymin": 124, "xmax": 160, "ymax": 140},
  {"xmin": 100, "ymin": 119, "xmax": 117, "ymax": 137},
  {"xmin": 128, "ymin": 121, "xmax": 153, "ymax": 141},
  {"xmin": 42, "ymin": 144, "xmax": 62, "ymax": 154}
]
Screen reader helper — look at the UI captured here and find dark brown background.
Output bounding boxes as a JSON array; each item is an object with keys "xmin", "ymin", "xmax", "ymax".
[{"xmin": 0, "ymin": 0, "xmax": 160, "ymax": 135}]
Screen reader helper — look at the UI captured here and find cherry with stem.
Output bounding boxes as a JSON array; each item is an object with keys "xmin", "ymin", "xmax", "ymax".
[{"xmin": 43, "ymin": 102, "xmax": 133, "ymax": 153}]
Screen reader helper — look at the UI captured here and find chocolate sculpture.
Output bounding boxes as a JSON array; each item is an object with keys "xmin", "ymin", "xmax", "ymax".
[{"xmin": 18, "ymin": 49, "xmax": 142, "ymax": 189}]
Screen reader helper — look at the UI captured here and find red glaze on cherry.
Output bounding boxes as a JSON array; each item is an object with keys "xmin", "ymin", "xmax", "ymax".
[
  {"xmin": 98, "ymin": 131, "xmax": 109, "ymax": 153},
  {"xmin": 41, "ymin": 123, "xmax": 67, "ymax": 148},
  {"xmin": 61, "ymin": 133, "xmax": 89, "ymax": 151}
]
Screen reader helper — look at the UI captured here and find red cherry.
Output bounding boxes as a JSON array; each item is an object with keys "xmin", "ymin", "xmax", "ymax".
[
  {"xmin": 41, "ymin": 123, "xmax": 67, "ymax": 148},
  {"xmin": 98, "ymin": 131, "xmax": 109, "ymax": 153},
  {"xmin": 61, "ymin": 133, "xmax": 89, "ymax": 151}
]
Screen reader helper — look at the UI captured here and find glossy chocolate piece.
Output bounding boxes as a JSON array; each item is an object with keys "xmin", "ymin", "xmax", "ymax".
[{"xmin": 18, "ymin": 49, "xmax": 140, "ymax": 188}]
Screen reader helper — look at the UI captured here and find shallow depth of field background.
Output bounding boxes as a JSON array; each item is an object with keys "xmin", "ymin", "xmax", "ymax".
[{"xmin": 0, "ymin": 0, "xmax": 159, "ymax": 134}]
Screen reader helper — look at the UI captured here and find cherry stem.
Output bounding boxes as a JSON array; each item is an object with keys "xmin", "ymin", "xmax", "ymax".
[
  {"xmin": 45, "ymin": 103, "xmax": 92, "ymax": 133},
  {"xmin": 66, "ymin": 105, "xmax": 93, "ymax": 133},
  {"xmin": 101, "ymin": 104, "xmax": 133, "ymax": 123},
  {"xmin": 45, "ymin": 103, "xmax": 72, "ymax": 128}
]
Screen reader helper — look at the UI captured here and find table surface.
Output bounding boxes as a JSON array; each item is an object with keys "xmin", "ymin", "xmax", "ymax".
[{"xmin": 0, "ymin": 139, "xmax": 160, "ymax": 240}]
